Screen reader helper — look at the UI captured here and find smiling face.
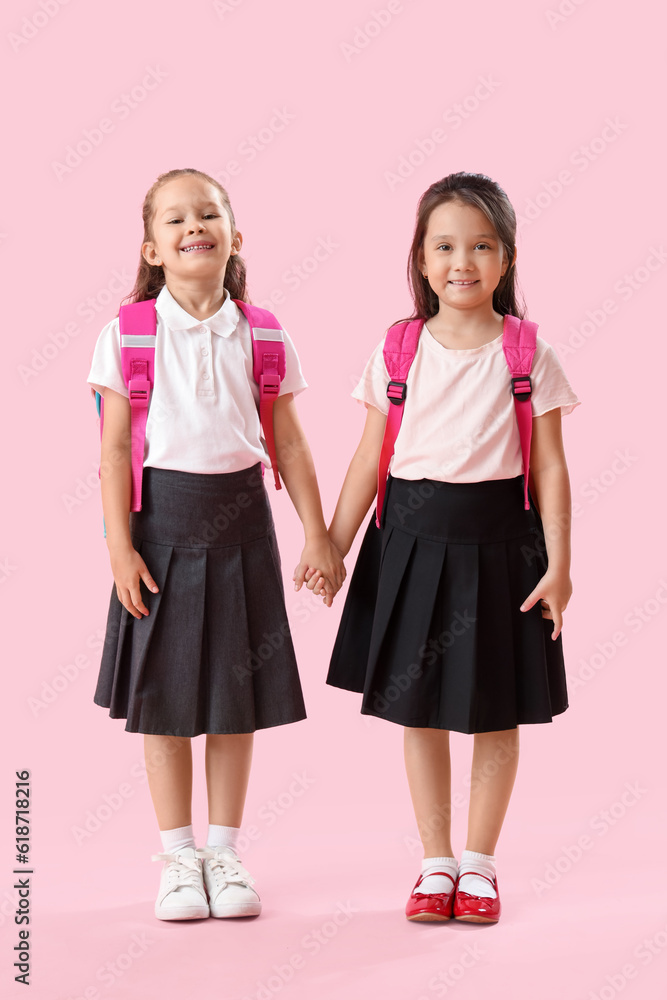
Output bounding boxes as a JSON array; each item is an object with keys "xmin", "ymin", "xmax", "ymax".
[
  {"xmin": 142, "ymin": 174, "xmax": 241, "ymax": 281},
  {"xmin": 420, "ymin": 199, "xmax": 512, "ymax": 313}
]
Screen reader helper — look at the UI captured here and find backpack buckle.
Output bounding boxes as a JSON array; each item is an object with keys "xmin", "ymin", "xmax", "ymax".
[
  {"xmin": 260, "ymin": 373, "xmax": 280, "ymax": 396},
  {"xmin": 511, "ymin": 376, "xmax": 532, "ymax": 402},
  {"xmin": 128, "ymin": 378, "xmax": 151, "ymax": 407},
  {"xmin": 387, "ymin": 380, "xmax": 407, "ymax": 405}
]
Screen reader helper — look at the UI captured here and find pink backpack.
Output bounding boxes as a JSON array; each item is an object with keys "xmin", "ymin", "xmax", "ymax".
[
  {"xmin": 376, "ymin": 314, "xmax": 537, "ymax": 527},
  {"xmin": 92, "ymin": 298, "xmax": 286, "ymax": 518}
]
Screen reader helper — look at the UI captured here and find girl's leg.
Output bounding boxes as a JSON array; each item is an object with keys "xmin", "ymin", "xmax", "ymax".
[
  {"xmin": 145, "ymin": 736, "xmax": 208, "ymax": 921},
  {"xmin": 404, "ymin": 727, "xmax": 453, "ymax": 858},
  {"xmin": 205, "ymin": 733, "xmax": 254, "ymax": 827},
  {"xmin": 144, "ymin": 735, "xmax": 193, "ymax": 830},
  {"xmin": 465, "ymin": 727, "xmax": 520, "ymax": 853}
]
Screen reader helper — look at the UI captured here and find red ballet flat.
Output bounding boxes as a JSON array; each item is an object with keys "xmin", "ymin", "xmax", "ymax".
[
  {"xmin": 453, "ymin": 871, "xmax": 501, "ymax": 923},
  {"xmin": 405, "ymin": 870, "xmax": 456, "ymax": 922}
]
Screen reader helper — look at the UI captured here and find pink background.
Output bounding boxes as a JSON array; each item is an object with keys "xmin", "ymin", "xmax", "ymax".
[{"xmin": 2, "ymin": 0, "xmax": 665, "ymax": 997}]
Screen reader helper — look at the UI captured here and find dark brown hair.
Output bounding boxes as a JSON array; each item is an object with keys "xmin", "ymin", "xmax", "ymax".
[
  {"xmin": 120, "ymin": 168, "xmax": 249, "ymax": 310},
  {"xmin": 394, "ymin": 171, "xmax": 526, "ymax": 326}
]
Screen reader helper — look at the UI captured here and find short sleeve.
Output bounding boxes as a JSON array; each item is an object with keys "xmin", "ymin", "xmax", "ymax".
[
  {"xmin": 530, "ymin": 339, "xmax": 581, "ymax": 418},
  {"xmin": 86, "ymin": 318, "xmax": 128, "ymax": 397},
  {"xmin": 278, "ymin": 327, "xmax": 308, "ymax": 398},
  {"xmin": 351, "ymin": 337, "xmax": 390, "ymax": 414}
]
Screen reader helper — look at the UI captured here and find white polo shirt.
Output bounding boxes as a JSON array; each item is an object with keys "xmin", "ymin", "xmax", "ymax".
[
  {"xmin": 353, "ymin": 323, "xmax": 581, "ymax": 483},
  {"xmin": 87, "ymin": 284, "xmax": 308, "ymax": 474}
]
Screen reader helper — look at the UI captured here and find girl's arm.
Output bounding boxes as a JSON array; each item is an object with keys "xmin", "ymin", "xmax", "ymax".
[
  {"xmin": 99, "ymin": 387, "xmax": 159, "ymax": 618},
  {"xmin": 519, "ymin": 407, "xmax": 573, "ymax": 639},
  {"xmin": 327, "ymin": 403, "xmax": 387, "ymax": 558},
  {"xmin": 271, "ymin": 393, "xmax": 346, "ymax": 604}
]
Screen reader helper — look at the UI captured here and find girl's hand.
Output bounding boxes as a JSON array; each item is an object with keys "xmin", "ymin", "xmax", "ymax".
[
  {"xmin": 108, "ymin": 545, "xmax": 159, "ymax": 619},
  {"xmin": 293, "ymin": 538, "xmax": 346, "ymax": 606},
  {"xmin": 520, "ymin": 569, "xmax": 572, "ymax": 640},
  {"xmin": 302, "ymin": 567, "xmax": 336, "ymax": 607}
]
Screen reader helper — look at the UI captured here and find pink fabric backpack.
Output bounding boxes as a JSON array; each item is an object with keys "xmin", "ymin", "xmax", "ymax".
[
  {"xmin": 375, "ymin": 314, "xmax": 537, "ymax": 527},
  {"xmin": 91, "ymin": 298, "xmax": 286, "ymax": 521}
]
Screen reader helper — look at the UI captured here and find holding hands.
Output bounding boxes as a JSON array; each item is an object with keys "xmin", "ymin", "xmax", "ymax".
[{"xmin": 293, "ymin": 534, "xmax": 346, "ymax": 607}]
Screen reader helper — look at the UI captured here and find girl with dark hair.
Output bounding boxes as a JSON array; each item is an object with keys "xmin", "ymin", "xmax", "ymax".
[
  {"xmin": 323, "ymin": 171, "xmax": 581, "ymax": 924},
  {"xmin": 87, "ymin": 168, "xmax": 344, "ymax": 921}
]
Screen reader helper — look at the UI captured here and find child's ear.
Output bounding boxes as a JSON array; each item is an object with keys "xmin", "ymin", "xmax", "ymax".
[{"xmin": 142, "ymin": 241, "xmax": 159, "ymax": 266}]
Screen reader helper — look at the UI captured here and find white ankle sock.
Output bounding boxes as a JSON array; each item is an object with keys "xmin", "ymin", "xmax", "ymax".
[
  {"xmin": 206, "ymin": 824, "xmax": 240, "ymax": 852},
  {"xmin": 159, "ymin": 824, "xmax": 195, "ymax": 854},
  {"xmin": 418, "ymin": 856, "xmax": 458, "ymax": 894},
  {"xmin": 458, "ymin": 849, "xmax": 497, "ymax": 898}
]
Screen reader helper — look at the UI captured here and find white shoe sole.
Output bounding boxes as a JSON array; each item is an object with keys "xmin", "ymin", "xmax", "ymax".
[
  {"xmin": 209, "ymin": 899, "xmax": 262, "ymax": 918},
  {"xmin": 155, "ymin": 902, "xmax": 210, "ymax": 920}
]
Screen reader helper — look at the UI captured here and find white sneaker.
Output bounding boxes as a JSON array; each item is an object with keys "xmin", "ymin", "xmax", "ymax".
[
  {"xmin": 151, "ymin": 847, "xmax": 210, "ymax": 920},
  {"xmin": 196, "ymin": 846, "xmax": 262, "ymax": 918}
]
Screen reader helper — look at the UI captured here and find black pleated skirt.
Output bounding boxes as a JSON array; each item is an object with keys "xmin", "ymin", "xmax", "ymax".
[
  {"xmin": 94, "ymin": 464, "xmax": 307, "ymax": 736},
  {"xmin": 326, "ymin": 474, "xmax": 568, "ymax": 734}
]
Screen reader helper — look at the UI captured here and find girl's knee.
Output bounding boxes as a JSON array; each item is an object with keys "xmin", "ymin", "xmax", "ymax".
[{"xmin": 404, "ymin": 726, "xmax": 451, "ymax": 745}]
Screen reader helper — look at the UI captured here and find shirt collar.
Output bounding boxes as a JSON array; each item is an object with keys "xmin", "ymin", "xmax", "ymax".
[{"xmin": 155, "ymin": 284, "xmax": 239, "ymax": 338}]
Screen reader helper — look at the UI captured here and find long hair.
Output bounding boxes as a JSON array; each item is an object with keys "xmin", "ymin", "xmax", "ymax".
[
  {"xmin": 120, "ymin": 167, "xmax": 249, "ymax": 310},
  {"xmin": 394, "ymin": 171, "xmax": 526, "ymax": 325}
]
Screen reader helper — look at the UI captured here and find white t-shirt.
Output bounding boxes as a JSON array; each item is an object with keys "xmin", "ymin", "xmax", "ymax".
[
  {"xmin": 352, "ymin": 322, "xmax": 581, "ymax": 483},
  {"xmin": 87, "ymin": 284, "xmax": 308, "ymax": 474}
]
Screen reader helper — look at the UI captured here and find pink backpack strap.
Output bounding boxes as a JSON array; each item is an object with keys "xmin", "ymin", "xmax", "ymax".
[
  {"xmin": 119, "ymin": 299, "xmax": 157, "ymax": 512},
  {"xmin": 375, "ymin": 318, "xmax": 424, "ymax": 527},
  {"xmin": 502, "ymin": 314, "xmax": 538, "ymax": 511},
  {"xmin": 233, "ymin": 300, "xmax": 286, "ymax": 490}
]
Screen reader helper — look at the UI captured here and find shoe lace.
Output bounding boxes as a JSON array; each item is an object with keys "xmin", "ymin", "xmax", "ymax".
[
  {"xmin": 151, "ymin": 852, "xmax": 204, "ymax": 892},
  {"xmin": 195, "ymin": 847, "xmax": 255, "ymax": 888}
]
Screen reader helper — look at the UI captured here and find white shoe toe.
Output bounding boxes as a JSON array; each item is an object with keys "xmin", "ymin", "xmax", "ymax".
[
  {"xmin": 197, "ymin": 846, "xmax": 262, "ymax": 918},
  {"xmin": 152, "ymin": 847, "xmax": 210, "ymax": 920}
]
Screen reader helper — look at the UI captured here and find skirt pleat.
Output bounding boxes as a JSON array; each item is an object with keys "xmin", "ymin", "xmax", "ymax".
[
  {"xmin": 94, "ymin": 464, "xmax": 307, "ymax": 736},
  {"xmin": 326, "ymin": 473, "xmax": 569, "ymax": 734}
]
